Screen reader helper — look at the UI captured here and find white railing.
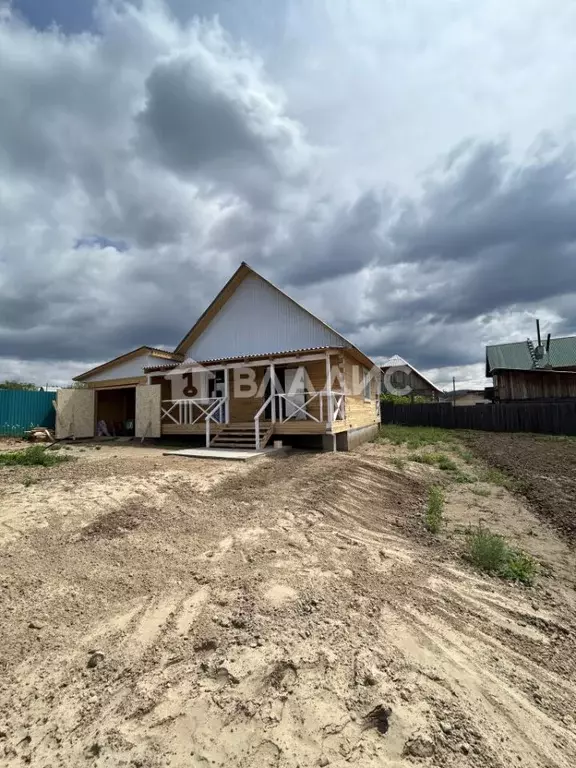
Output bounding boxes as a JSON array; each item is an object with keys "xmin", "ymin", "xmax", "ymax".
[
  {"xmin": 161, "ymin": 397, "xmax": 227, "ymax": 447},
  {"xmin": 254, "ymin": 391, "xmax": 346, "ymax": 449}
]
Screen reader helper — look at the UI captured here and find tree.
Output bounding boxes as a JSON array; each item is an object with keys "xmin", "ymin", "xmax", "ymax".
[{"xmin": 0, "ymin": 380, "xmax": 38, "ymax": 390}]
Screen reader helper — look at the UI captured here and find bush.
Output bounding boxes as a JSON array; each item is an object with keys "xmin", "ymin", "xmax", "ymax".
[
  {"xmin": 465, "ymin": 526, "xmax": 537, "ymax": 585},
  {"xmin": 0, "ymin": 445, "xmax": 71, "ymax": 468},
  {"xmin": 425, "ymin": 486, "xmax": 444, "ymax": 533}
]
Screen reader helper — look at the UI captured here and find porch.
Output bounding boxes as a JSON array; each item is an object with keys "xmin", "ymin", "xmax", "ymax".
[{"xmin": 157, "ymin": 351, "xmax": 348, "ymax": 449}]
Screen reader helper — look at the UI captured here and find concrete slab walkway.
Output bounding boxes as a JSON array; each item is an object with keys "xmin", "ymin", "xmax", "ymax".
[{"xmin": 163, "ymin": 446, "xmax": 288, "ymax": 462}]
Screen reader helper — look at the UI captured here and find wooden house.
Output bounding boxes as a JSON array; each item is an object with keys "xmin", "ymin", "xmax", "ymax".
[
  {"xmin": 380, "ymin": 355, "xmax": 442, "ymax": 401},
  {"xmin": 486, "ymin": 337, "xmax": 576, "ymax": 402},
  {"xmin": 57, "ymin": 263, "xmax": 380, "ymax": 450}
]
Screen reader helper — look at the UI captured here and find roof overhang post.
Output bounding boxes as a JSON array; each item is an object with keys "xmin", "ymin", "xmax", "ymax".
[
  {"xmin": 325, "ymin": 351, "xmax": 333, "ymax": 425},
  {"xmin": 270, "ymin": 361, "xmax": 276, "ymax": 423},
  {"xmin": 224, "ymin": 366, "xmax": 230, "ymax": 424}
]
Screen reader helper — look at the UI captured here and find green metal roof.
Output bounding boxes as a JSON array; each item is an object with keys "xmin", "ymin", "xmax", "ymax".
[{"xmin": 486, "ymin": 336, "xmax": 576, "ymax": 374}]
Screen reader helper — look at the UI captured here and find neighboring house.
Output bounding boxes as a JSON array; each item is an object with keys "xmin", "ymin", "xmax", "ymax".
[
  {"xmin": 440, "ymin": 389, "xmax": 489, "ymax": 406},
  {"xmin": 380, "ymin": 355, "xmax": 442, "ymax": 401},
  {"xmin": 56, "ymin": 263, "xmax": 380, "ymax": 450},
  {"xmin": 486, "ymin": 337, "xmax": 576, "ymax": 402}
]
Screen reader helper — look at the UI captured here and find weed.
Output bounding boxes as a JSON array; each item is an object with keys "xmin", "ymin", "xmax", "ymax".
[
  {"xmin": 437, "ymin": 455, "xmax": 458, "ymax": 471},
  {"xmin": 390, "ymin": 456, "xmax": 406, "ymax": 471},
  {"xmin": 451, "ymin": 471, "xmax": 476, "ymax": 484},
  {"xmin": 409, "ymin": 452, "xmax": 458, "ymax": 472},
  {"xmin": 425, "ymin": 486, "xmax": 444, "ymax": 533},
  {"xmin": 504, "ymin": 549, "xmax": 538, "ymax": 585},
  {"xmin": 22, "ymin": 475, "xmax": 37, "ymax": 487},
  {"xmin": 0, "ymin": 445, "xmax": 71, "ymax": 468},
  {"xmin": 377, "ymin": 425, "xmax": 456, "ymax": 450},
  {"xmin": 453, "ymin": 447, "xmax": 474, "ymax": 463},
  {"xmin": 471, "ymin": 486, "xmax": 491, "ymax": 497},
  {"xmin": 464, "ymin": 526, "xmax": 537, "ymax": 585}
]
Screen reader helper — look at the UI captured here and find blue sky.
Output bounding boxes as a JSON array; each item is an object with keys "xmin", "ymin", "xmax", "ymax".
[{"xmin": 12, "ymin": 0, "xmax": 96, "ymax": 32}]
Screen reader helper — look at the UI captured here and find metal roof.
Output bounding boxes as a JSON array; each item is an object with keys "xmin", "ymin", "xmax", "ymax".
[
  {"xmin": 380, "ymin": 354, "xmax": 442, "ymax": 393},
  {"xmin": 486, "ymin": 336, "xmax": 576, "ymax": 374}
]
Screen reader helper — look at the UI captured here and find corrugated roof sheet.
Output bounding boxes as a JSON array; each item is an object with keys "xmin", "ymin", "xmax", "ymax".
[
  {"xmin": 143, "ymin": 346, "xmax": 340, "ymax": 372},
  {"xmin": 486, "ymin": 336, "xmax": 576, "ymax": 373},
  {"xmin": 380, "ymin": 354, "xmax": 442, "ymax": 393}
]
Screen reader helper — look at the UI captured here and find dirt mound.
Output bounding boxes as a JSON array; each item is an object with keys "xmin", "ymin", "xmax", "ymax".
[
  {"xmin": 1, "ymin": 443, "xmax": 575, "ymax": 767},
  {"xmin": 467, "ymin": 433, "xmax": 576, "ymax": 539}
]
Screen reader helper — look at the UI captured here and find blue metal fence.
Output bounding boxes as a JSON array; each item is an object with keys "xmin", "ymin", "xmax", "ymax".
[{"xmin": 0, "ymin": 390, "xmax": 56, "ymax": 437}]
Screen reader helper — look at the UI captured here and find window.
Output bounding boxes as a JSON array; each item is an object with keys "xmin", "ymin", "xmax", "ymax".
[
  {"xmin": 363, "ymin": 367, "xmax": 371, "ymax": 400},
  {"xmin": 390, "ymin": 370, "xmax": 408, "ymax": 389}
]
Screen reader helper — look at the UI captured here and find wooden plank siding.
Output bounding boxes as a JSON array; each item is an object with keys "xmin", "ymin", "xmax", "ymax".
[
  {"xmin": 495, "ymin": 370, "xmax": 576, "ymax": 401},
  {"xmin": 342, "ymin": 353, "xmax": 380, "ymax": 431},
  {"xmin": 159, "ymin": 352, "xmax": 378, "ymax": 436}
]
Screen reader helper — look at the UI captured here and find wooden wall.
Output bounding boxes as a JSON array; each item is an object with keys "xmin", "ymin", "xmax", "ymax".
[
  {"xmin": 496, "ymin": 371, "xmax": 576, "ymax": 401},
  {"xmin": 342, "ymin": 353, "xmax": 379, "ymax": 430}
]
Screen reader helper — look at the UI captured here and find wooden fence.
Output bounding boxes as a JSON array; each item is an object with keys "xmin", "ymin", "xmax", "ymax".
[{"xmin": 380, "ymin": 401, "xmax": 576, "ymax": 435}]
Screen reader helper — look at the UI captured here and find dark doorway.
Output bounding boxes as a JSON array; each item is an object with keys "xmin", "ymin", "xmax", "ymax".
[{"xmin": 96, "ymin": 388, "xmax": 136, "ymax": 436}]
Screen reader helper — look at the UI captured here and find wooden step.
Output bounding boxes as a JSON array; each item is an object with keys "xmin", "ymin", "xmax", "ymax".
[{"xmin": 213, "ymin": 441, "xmax": 258, "ymax": 449}]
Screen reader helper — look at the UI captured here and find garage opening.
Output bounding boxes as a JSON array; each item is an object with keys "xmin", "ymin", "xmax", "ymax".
[{"xmin": 96, "ymin": 388, "xmax": 136, "ymax": 436}]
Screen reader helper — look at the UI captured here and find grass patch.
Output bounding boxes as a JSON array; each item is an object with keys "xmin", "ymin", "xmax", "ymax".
[
  {"xmin": 408, "ymin": 452, "xmax": 458, "ymax": 471},
  {"xmin": 390, "ymin": 456, "xmax": 406, "ymax": 471},
  {"xmin": 0, "ymin": 445, "xmax": 72, "ymax": 468},
  {"xmin": 453, "ymin": 447, "xmax": 474, "ymax": 464},
  {"xmin": 377, "ymin": 425, "xmax": 456, "ymax": 450},
  {"xmin": 464, "ymin": 526, "xmax": 537, "ymax": 585},
  {"xmin": 451, "ymin": 471, "xmax": 476, "ymax": 484},
  {"xmin": 425, "ymin": 486, "xmax": 444, "ymax": 533},
  {"xmin": 471, "ymin": 486, "xmax": 491, "ymax": 497},
  {"xmin": 22, "ymin": 475, "xmax": 37, "ymax": 487}
]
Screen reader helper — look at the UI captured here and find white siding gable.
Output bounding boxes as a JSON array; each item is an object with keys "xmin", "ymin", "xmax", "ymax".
[
  {"xmin": 184, "ymin": 273, "xmax": 347, "ymax": 361},
  {"xmin": 82, "ymin": 352, "xmax": 155, "ymax": 382}
]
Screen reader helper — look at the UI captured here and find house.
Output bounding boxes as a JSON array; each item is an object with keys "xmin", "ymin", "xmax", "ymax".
[
  {"xmin": 56, "ymin": 263, "xmax": 381, "ymax": 450},
  {"xmin": 486, "ymin": 337, "xmax": 576, "ymax": 402},
  {"xmin": 440, "ymin": 389, "xmax": 489, "ymax": 406},
  {"xmin": 380, "ymin": 355, "xmax": 442, "ymax": 401}
]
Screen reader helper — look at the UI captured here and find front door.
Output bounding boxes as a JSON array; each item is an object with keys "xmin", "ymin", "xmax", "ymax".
[
  {"xmin": 208, "ymin": 370, "xmax": 226, "ymax": 422},
  {"xmin": 284, "ymin": 367, "xmax": 307, "ymax": 420}
]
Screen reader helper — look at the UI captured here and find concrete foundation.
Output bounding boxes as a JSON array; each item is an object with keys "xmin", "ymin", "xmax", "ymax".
[{"xmin": 323, "ymin": 423, "xmax": 379, "ymax": 452}]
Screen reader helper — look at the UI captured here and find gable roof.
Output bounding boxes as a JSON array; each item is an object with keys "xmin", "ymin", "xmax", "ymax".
[
  {"xmin": 486, "ymin": 336, "xmax": 576, "ymax": 375},
  {"xmin": 380, "ymin": 354, "xmax": 442, "ymax": 393},
  {"xmin": 74, "ymin": 346, "xmax": 182, "ymax": 382},
  {"xmin": 174, "ymin": 262, "xmax": 377, "ymax": 368}
]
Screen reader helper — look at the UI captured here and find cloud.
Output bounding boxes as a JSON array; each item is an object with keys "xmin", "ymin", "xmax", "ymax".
[{"xmin": 2, "ymin": 0, "xmax": 576, "ymax": 386}]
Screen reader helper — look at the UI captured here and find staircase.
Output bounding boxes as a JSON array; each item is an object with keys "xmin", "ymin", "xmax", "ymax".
[{"xmin": 211, "ymin": 424, "xmax": 273, "ymax": 450}]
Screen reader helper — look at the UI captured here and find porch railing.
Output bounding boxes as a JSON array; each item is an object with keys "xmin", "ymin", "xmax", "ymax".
[
  {"xmin": 254, "ymin": 391, "xmax": 346, "ymax": 448},
  {"xmin": 161, "ymin": 397, "xmax": 227, "ymax": 446}
]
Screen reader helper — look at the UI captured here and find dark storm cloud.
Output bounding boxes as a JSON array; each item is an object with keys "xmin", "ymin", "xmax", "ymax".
[
  {"xmin": 365, "ymin": 139, "xmax": 576, "ymax": 351},
  {"xmin": 2, "ymin": 1, "xmax": 576, "ymax": 386},
  {"xmin": 138, "ymin": 57, "xmax": 270, "ymax": 175}
]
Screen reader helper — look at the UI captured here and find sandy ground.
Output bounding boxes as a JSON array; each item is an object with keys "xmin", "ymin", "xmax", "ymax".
[{"xmin": 0, "ymin": 439, "xmax": 575, "ymax": 767}]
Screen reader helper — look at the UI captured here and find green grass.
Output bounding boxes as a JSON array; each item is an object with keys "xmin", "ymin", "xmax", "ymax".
[
  {"xmin": 377, "ymin": 425, "xmax": 457, "ymax": 450},
  {"xmin": 390, "ymin": 456, "xmax": 406, "ymax": 471},
  {"xmin": 471, "ymin": 486, "xmax": 491, "ymax": 497},
  {"xmin": 425, "ymin": 486, "xmax": 444, "ymax": 533},
  {"xmin": 408, "ymin": 452, "xmax": 458, "ymax": 471},
  {"xmin": 451, "ymin": 471, "xmax": 477, "ymax": 484},
  {"xmin": 0, "ymin": 445, "xmax": 72, "ymax": 468},
  {"xmin": 464, "ymin": 526, "xmax": 537, "ymax": 585}
]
